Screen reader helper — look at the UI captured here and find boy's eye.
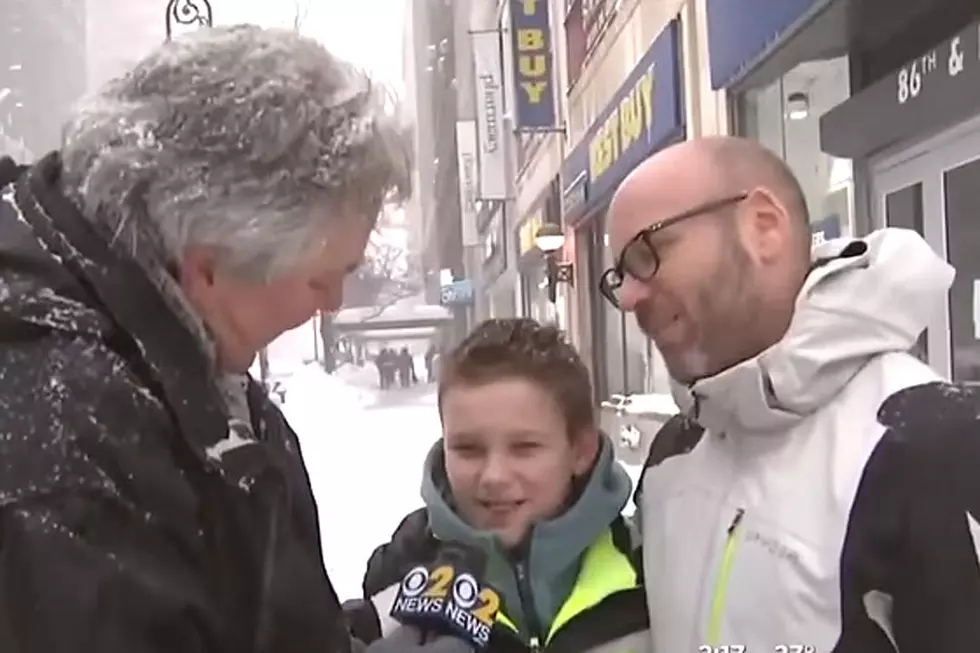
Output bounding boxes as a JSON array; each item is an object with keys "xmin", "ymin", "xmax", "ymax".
[{"xmin": 449, "ymin": 442, "xmax": 482, "ymax": 456}]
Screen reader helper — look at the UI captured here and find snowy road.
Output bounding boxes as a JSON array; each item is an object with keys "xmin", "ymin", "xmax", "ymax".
[{"xmin": 278, "ymin": 362, "xmax": 441, "ymax": 601}]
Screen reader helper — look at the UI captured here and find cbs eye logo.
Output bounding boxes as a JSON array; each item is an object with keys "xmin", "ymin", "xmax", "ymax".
[{"xmin": 400, "ymin": 565, "xmax": 500, "ymax": 625}]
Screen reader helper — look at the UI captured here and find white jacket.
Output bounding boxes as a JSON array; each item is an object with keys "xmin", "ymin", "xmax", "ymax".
[{"xmin": 637, "ymin": 228, "xmax": 976, "ymax": 652}]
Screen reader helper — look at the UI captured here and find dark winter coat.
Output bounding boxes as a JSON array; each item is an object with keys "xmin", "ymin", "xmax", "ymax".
[{"xmin": 0, "ymin": 153, "xmax": 352, "ymax": 653}]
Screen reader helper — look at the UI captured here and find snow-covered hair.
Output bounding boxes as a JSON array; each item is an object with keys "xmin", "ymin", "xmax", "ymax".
[{"xmin": 60, "ymin": 24, "xmax": 413, "ymax": 281}]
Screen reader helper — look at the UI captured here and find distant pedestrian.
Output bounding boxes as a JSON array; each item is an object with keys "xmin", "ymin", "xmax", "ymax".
[{"xmin": 424, "ymin": 344, "xmax": 437, "ymax": 383}]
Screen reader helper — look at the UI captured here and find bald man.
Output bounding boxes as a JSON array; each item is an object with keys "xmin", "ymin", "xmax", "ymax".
[{"xmin": 605, "ymin": 137, "xmax": 980, "ymax": 651}]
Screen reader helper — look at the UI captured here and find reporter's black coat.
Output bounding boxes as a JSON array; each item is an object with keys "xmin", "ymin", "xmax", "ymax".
[{"xmin": 0, "ymin": 154, "xmax": 350, "ymax": 653}]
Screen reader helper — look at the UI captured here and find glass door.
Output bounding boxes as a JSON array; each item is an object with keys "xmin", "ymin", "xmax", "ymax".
[
  {"xmin": 871, "ymin": 115, "xmax": 980, "ymax": 382},
  {"xmin": 871, "ymin": 156, "xmax": 951, "ymax": 378},
  {"xmin": 940, "ymin": 153, "xmax": 980, "ymax": 383}
]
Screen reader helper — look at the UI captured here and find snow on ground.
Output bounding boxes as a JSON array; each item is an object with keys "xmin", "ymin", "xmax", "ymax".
[
  {"xmin": 265, "ymin": 322, "xmax": 441, "ymax": 600},
  {"xmin": 278, "ymin": 362, "xmax": 377, "ymax": 418},
  {"xmin": 265, "ymin": 321, "xmax": 320, "ymax": 375},
  {"xmin": 621, "ymin": 463, "xmax": 643, "ymax": 517},
  {"xmin": 332, "ymin": 361, "xmax": 386, "ymax": 391},
  {"xmin": 291, "ymin": 385, "xmax": 441, "ymax": 600}
]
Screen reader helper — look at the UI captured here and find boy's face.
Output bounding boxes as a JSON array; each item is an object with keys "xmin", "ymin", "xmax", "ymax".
[{"xmin": 440, "ymin": 376, "xmax": 595, "ymax": 547}]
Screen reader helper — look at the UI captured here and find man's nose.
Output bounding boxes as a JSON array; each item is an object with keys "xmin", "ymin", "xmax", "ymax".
[{"xmin": 617, "ymin": 275, "xmax": 654, "ymax": 312}]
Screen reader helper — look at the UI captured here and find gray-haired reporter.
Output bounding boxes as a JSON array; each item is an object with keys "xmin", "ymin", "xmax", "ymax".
[{"xmin": 0, "ymin": 25, "xmax": 410, "ymax": 653}]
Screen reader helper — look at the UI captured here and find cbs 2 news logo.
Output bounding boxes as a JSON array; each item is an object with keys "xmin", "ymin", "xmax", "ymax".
[{"xmin": 396, "ymin": 565, "xmax": 500, "ymax": 643}]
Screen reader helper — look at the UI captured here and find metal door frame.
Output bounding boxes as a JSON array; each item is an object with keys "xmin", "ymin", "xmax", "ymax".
[
  {"xmin": 930, "ymin": 127, "xmax": 980, "ymax": 383},
  {"xmin": 870, "ymin": 151, "xmax": 950, "ymax": 378},
  {"xmin": 869, "ymin": 113, "xmax": 980, "ymax": 379}
]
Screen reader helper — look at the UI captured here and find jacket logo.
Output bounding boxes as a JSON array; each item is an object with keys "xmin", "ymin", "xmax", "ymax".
[{"xmin": 744, "ymin": 530, "xmax": 801, "ymax": 564}]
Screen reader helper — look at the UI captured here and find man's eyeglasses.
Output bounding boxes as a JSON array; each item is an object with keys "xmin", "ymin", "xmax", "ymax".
[{"xmin": 599, "ymin": 193, "xmax": 748, "ymax": 308}]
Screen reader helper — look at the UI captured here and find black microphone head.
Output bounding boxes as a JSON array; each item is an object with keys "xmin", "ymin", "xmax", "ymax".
[
  {"xmin": 389, "ymin": 541, "xmax": 500, "ymax": 649},
  {"xmin": 435, "ymin": 541, "xmax": 489, "ymax": 576}
]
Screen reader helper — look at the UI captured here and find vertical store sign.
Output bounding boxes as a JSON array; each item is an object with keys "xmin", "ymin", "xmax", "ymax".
[
  {"xmin": 455, "ymin": 121, "xmax": 481, "ymax": 246},
  {"xmin": 499, "ymin": 1, "xmax": 518, "ymax": 118},
  {"xmin": 509, "ymin": 0, "xmax": 557, "ymax": 130},
  {"xmin": 471, "ymin": 30, "xmax": 509, "ymax": 199}
]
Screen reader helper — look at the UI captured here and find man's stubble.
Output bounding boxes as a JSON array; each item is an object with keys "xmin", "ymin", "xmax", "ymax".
[{"xmin": 682, "ymin": 238, "xmax": 763, "ymax": 382}]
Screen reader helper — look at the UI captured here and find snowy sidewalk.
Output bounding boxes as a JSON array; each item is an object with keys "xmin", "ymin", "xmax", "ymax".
[{"xmin": 269, "ymin": 357, "xmax": 440, "ymax": 600}]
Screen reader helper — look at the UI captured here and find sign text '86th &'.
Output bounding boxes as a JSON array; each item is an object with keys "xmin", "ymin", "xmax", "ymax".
[
  {"xmin": 895, "ymin": 21, "xmax": 978, "ymax": 105},
  {"xmin": 588, "ymin": 63, "xmax": 656, "ymax": 181}
]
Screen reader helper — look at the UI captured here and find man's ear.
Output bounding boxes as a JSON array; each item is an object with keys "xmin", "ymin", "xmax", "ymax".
[
  {"xmin": 177, "ymin": 245, "xmax": 221, "ymax": 292},
  {"xmin": 571, "ymin": 428, "xmax": 601, "ymax": 477},
  {"xmin": 738, "ymin": 186, "xmax": 795, "ymax": 267}
]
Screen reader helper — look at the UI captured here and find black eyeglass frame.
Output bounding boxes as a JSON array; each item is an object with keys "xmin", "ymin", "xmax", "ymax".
[{"xmin": 598, "ymin": 192, "xmax": 749, "ymax": 308}]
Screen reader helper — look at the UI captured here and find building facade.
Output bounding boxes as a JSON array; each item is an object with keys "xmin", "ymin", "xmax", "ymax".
[
  {"xmin": 451, "ymin": 0, "xmax": 729, "ymax": 404},
  {"xmin": 556, "ymin": 0, "xmax": 727, "ymax": 403},
  {"xmin": 449, "ymin": 0, "xmax": 980, "ymax": 408},
  {"xmin": 401, "ymin": 10, "xmax": 427, "ymax": 271},
  {"xmin": 466, "ymin": 0, "xmax": 519, "ymax": 321},
  {"xmin": 703, "ymin": 0, "xmax": 980, "ymax": 382},
  {"xmin": 562, "ymin": 11, "xmax": 686, "ymax": 402},
  {"xmin": 514, "ymin": 175, "xmax": 562, "ymax": 324},
  {"xmin": 505, "ymin": 0, "xmax": 568, "ymax": 328},
  {"xmin": 1, "ymin": 0, "xmax": 87, "ymax": 160},
  {"xmin": 404, "ymin": 0, "xmax": 471, "ymax": 342}
]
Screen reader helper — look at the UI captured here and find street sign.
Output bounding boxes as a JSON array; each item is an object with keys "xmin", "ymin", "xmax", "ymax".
[{"xmin": 440, "ymin": 280, "xmax": 474, "ymax": 306}]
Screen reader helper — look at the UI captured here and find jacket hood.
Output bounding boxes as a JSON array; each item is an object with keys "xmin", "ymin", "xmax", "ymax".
[
  {"xmin": 419, "ymin": 436, "xmax": 631, "ymax": 636},
  {"xmin": 0, "ymin": 157, "xmax": 114, "ymax": 339},
  {"xmin": 671, "ymin": 228, "xmax": 954, "ymax": 436}
]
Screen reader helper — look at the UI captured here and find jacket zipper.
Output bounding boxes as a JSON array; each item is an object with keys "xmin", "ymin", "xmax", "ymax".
[
  {"xmin": 705, "ymin": 508, "xmax": 744, "ymax": 647},
  {"xmin": 514, "ymin": 561, "xmax": 543, "ymax": 651}
]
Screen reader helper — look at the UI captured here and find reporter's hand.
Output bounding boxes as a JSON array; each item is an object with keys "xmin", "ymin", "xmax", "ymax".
[
  {"xmin": 363, "ymin": 625, "xmax": 476, "ymax": 653},
  {"xmin": 342, "ymin": 598, "xmax": 382, "ymax": 643}
]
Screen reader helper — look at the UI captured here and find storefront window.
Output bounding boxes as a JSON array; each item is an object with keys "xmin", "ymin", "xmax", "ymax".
[
  {"xmin": 577, "ymin": 211, "xmax": 672, "ymax": 398},
  {"xmin": 648, "ymin": 343, "xmax": 670, "ymax": 394},
  {"xmin": 623, "ymin": 313, "xmax": 647, "ymax": 394},
  {"xmin": 597, "ymin": 217, "xmax": 625, "ymax": 397},
  {"xmin": 944, "ymin": 157, "xmax": 980, "ymax": 383},
  {"xmin": 738, "ymin": 56, "xmax": 853, "ymax": 240},
  {"xmin": 585, "ymin": 218, "xmax": 608, "ymax": 399},
  {"xmin": 490, "ymin": 286, "xmax": 515, "ymax": 318},
  {"xmin": 583, "ymin": 213, "xmax": 663, "ymax": 400},
  {"xmin": 520, "ymin": 266, "xmax": 555, "ymax": 324}
]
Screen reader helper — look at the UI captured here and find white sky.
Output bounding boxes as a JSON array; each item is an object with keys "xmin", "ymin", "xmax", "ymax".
[{"xmin": 215, "ymin": 0, "xmax": 407, "ymax": 92}]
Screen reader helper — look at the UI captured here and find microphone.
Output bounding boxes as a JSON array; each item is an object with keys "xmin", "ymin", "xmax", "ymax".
[{"xmin": 389, "ymin": 543, "xmax": 501, "ymax": 649}]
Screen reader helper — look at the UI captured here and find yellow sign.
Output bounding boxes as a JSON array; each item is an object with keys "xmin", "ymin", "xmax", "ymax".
[
  {"xmin": 518, "ymin": 211, "xmax": 545, "ymax": 255},
  {"xmin": 588, "ymin": 64, "xmax": 656, "ymax": 182}
]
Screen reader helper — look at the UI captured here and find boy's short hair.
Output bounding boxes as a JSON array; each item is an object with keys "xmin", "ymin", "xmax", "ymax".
[{"xmin": 437, "ymin": 318, "xmax": 595, "ymax": 436}]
